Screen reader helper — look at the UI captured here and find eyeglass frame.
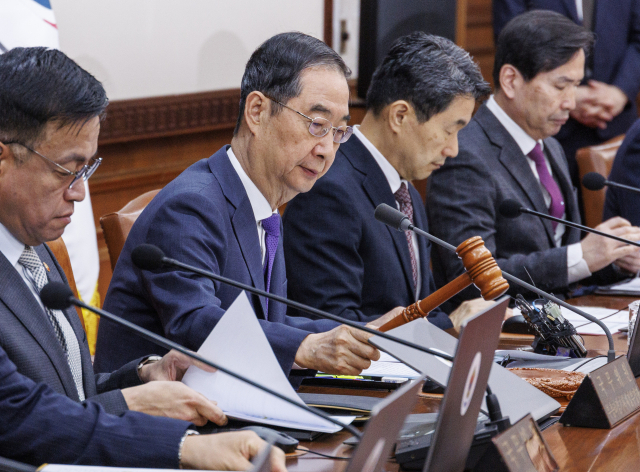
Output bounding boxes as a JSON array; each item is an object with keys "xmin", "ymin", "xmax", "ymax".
[
  {"xmin": 265, "ymin": 96, "xmax": 353, "ymax": 144},
  {"xmin": 3, "ymin": 141, "xmax": 102, "ymax": 190}
]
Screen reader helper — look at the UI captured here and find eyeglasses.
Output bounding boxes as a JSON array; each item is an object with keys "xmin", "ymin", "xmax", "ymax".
[
  {"xmin": 266, "ymin": 97, "xmax": 353, "ymax": 144},
  {"xmin": 4, "ymin": 141, "xmax": 102, "ymax": 189}
]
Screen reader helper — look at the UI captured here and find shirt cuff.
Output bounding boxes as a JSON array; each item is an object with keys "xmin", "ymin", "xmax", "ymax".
[{"xmin": 567, "ymin": 242, "xmax": 592, "ymax": 284}]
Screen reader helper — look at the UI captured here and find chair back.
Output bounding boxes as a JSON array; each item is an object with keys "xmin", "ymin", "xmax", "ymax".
[
  {"xmin": 577, "ymin": 135, "xmax": 625, "ymax": 228},
  {"xmin": 100, "ymin": 189, "xmax": 160, "ymax": 270},
  {"xmin": 46, "ymin": 237, "xmax": 86, "ymax": 331}
]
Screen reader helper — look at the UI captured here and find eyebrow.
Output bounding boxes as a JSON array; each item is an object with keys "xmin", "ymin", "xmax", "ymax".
[
  {"xmin": 58, "ymin": 150, "xmax": 98, "ymax": 167},
  {"xmin": 309, "ymin": 104, "xmax": 351, "ymax": 123}
]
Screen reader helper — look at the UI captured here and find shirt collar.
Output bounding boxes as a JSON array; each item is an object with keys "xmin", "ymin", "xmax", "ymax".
[
  {"xmin": 227, "ymin": 147, "xmax": 275, "ymax": 223},
  {"xmin": 0, "ymin": 222, "xmax": 26, "ymax": 267},
  {"xmin": 486, "ymin": 95, "xmax": 543, "ymax": 156},
  {"xmin": 354, "ymin": 126, "xmax": 406, "ymax": 194}
]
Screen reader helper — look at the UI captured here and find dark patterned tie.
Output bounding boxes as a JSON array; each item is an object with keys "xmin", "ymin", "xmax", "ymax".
[
  {"xmin": 528, "ymin": 143, "xmax": 565, "ymax": 231},
  {"xmin": 394, "ymin": 183, "xmax": 418, "ymax": 291},
  {"xmin": 261, "ymin": 213, "xmax": 281, "ymax": 318},
  {"xmin": 19, "ymin": 246, "xmax": 85, "ymax": 401}
]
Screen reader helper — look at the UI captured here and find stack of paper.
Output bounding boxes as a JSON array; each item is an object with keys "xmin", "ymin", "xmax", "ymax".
[
  {"xmin": 182, "ymin": 292, "xmax": 352, "ymax": 433},
  {"xmin": 597, "ymin": 277, "xmax": 640, "ymax": 296},
  {"xmin": 360, "ymin": 351, "xmax": 421, "ymax": 379}
]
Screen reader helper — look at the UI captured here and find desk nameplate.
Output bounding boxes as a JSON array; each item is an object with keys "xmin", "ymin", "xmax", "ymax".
[
  {"xmin": 560, "ymin": 356, "xmax": 640, "ymax": 428},
  {"xmin": 475, "ymin": 414, "xmax": 558, "ymax": 472}
]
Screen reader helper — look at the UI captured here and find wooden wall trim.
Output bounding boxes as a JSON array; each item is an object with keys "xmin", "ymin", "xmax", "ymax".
[
  {"xmin": 324, "ymin": 0, "xmax": 334, "ymax": 47},
  {"xmin": 99, "ymin": 88, "xmax": 241, "ymax": 145}
]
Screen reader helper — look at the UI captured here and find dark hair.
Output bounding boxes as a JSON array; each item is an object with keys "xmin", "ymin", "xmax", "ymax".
[
  {"xmin": 493, "ymin": 10, "xmax": 595, "ymax": 88},
  {"xmin": 366, "ymin": 32, "xmax": 490, "ymax": 122},
  {"xmin": 234, "ymin": 32, "xmax": 350, "ymax": 135},
  {"xmin": 0, "ymin": 47, "xmax": 108, "ymax": 147}
]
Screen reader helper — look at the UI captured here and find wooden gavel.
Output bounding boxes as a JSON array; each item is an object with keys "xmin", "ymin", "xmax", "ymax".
[{"xmin": 378, "ymin": 236, "xmax": 509, "ymax": 332}]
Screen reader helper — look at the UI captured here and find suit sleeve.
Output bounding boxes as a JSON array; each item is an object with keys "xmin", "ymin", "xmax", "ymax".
[
  {"xmin": 284, "ymin": 177, "xmax": 372, "ymax": 322},
  {"xmin": 604, "ymin": 121, "xmax": 640, "ymax": 225},
  {"xmin": 138, "ymin": 191, "xmax": 335, "ymax": 376},
  {"xmin": 611, "ymin": 0, "xmax": 640, "ymax": 103},
  {"xmin": 0, "ymin": 347, "xmax": 189, "ymax": 468},
  {"xmin": 427, "ymin": 146, "xmax": 569, "ymax": 300},
  {"xmin": 492, "ymin": 0, "xmax": 526, "ymax": 42}
]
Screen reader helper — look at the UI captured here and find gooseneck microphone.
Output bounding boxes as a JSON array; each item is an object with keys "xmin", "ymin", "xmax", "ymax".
[
  {"xmin": 131, "ymin": 244, "xmax": 508, "ymax": 428},
  {"xmin": 39, "ymin": 282, "xmax": 362, "ymax": 439},
  {"xmin": 498, "ymin": 199, "xmax": 640, "ymax": 249},
  {"xmin": 583, "ymin": 172, "xmax": 640, "ymax": 195},
  {"xmin": 131, "ymin": 244, "xmax": 454, "ymax": 362},
  {"xmin": 375, "ymin": 203, "xmax": 617, "ymax": 363}
]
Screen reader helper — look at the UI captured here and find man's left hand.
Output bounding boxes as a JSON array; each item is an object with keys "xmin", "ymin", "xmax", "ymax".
[{"xmin": 139, "ymin": 349, "xmax": 215, "ymax": 383}]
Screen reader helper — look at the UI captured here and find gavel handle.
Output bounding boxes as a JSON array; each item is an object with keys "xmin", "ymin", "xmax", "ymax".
[{"xmin": 378, "ymin": 272, "xmax": 473, "ymax": 332}]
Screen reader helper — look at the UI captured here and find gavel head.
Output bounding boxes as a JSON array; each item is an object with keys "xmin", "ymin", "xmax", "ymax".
[{"xmin": 456, "ymin": 236, "xmax": 509, "ymax": 300}]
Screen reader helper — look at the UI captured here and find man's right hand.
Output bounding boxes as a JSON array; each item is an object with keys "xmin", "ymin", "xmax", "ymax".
[
  {"xmin": 180, "ymin": 431, "xmax": 287, "ymax": 471},
  {"xmin": 581, "ymin": 217, "xmax": 640, "ymax": 273},
  {"xmin": 121, "ymin": 381, "xmax": 227, "ymax": 426},
  {"xmin": 294, "ymin": 325, "xmax": 380, "ymax": 375}
]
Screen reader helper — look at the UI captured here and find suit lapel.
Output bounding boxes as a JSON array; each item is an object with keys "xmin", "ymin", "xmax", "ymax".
[
  {"xmin": 0, "ymin": 251, "xmax": 79, "ymax": 399},
  {"xmin": 210, "ymin": 147, "xmax": 267, "ymax": 317},
  {"xmin": 342, "ymin": 137, "xmax": 416, "ymax": 298},
  {"xmin": 562, "ymin": 0, "xmax": 580, "ymax": 23},
  {"xmin": 475, "ymin": 106, "xmax": 557, "ymax": 244}
]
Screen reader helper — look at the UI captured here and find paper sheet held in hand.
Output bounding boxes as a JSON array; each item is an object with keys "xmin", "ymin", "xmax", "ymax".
[{"xmin": 182, "ymin": 292, "xmax": 351, "ymax": 433}]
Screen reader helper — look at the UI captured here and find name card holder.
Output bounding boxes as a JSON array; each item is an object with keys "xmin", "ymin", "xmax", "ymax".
[
  {"xmin": 474, "ymin": 414, "xmax": 558, "ymax": 472},
  {"xmin": 559, "ymin": 356, "xmax": 640, "ymax": 429}
]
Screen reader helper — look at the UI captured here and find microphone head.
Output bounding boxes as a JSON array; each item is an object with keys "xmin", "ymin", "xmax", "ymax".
[
  {"xmin": 582, "ymin": 172, "xmax": 607, "ymax": 191},
  {"xmin": 499, "ymin": 199, "xmax": 524, "ymax": 219},
  {"xmin": 375, "ymin": 203, "xmax": 411, "ymax": 231},
  {"xmin": 131, "ymin": 244, "xmax": 166, "ymax": 271},
  {"xmin": 40, "ymin": 282, "xmax": 74, "ymax": 310}
]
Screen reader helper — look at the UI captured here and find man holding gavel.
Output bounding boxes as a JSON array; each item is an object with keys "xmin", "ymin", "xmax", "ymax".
[{"xmin": 283, "ymin": 32, "xmax": 496, "ymax": 330}]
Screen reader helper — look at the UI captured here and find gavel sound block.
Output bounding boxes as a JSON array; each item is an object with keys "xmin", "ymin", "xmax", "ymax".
[{"xmin": 379, "ymin": 236, "xmax": 509, "ymax": 332}]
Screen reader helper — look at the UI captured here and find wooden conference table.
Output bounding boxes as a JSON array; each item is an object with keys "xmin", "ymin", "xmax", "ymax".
[{"xmin": 285, "ymin": 294, "xmax": 639, "ymax": 472}]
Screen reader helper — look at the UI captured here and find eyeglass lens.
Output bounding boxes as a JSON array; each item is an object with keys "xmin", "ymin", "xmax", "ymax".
[{"xmin": 308, "ymin": 118, "xmax": 353, "ymax": 144}]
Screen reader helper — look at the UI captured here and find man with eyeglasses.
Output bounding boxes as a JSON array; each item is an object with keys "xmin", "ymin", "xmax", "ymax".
[
  {"xmin": 96, "ymin": 32, "xmax": 395, "ymax": 381},
  {"xmin": 0, "ymin": 47, "xmax": 286, "ymax": 470},
  {"xmin": 283, "ymin": 33, "xmax": 496, "ymax": 330}
]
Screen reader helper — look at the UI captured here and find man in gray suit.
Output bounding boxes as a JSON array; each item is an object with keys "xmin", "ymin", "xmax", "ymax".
[{"xmin": 428, "ymin": 10, "xmax": 640, "ymax": 304}]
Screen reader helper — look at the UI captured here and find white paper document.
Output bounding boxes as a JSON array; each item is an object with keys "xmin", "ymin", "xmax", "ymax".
[
  {"xmin": 598, "ymin": 277, "xmax": 640, "ymax": 295},
  {"xmin": 41, "ymin": 467, "xmax": 225, "ymax": 472},
  {"xmin": 512, "ymin": 305, "xmax": 618, "ymax": 326},
  {"xmin": 182, "ymin": 292, "xmax": 351, "ymax": 433},
  {"xmin": 360, "ymin": 359, "xmax": 421, "ymax": 378}
]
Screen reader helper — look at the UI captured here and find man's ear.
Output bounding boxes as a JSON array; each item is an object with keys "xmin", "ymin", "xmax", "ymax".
[
  {"xmin": 386, "ymin": 100, "xmax": 412, "ymax": 135},
  {"xmin": 243, "ymin": 91, "xmax": 270, "ymax": 135},
  {"xmin": 499, "ymin": 64, "xmax": 522, "ymax": 100}
]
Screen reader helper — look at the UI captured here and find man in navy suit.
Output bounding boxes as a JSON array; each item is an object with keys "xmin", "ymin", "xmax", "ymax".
[
  {"xmin": 283, "ymin": 33, "xmax": 495, "ymax": 330},
  {"xmin": 0, "ymin": 47, "xmax": 284, "ymax": 470},
  {"xmin": 493, "ymin": 0, "xmax": 640, "ymax": 192},
  {"xmin": 604, "ymin": 118, "xmax": 640, "ymax": 225},
  {"xmin": 428, "ymin": 11, "xmax": 640, "ymax": 305},
  {"xmin": 97, "ymin": 32, "xmax": 391, "ymax": 378}
]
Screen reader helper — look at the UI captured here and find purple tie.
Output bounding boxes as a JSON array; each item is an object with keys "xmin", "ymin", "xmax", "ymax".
[
  {"xmin": 528, "ymin": 143, "xmax": 565, "ymax": 230},
  {"xmin": 261, "ymin": 213, "xmax": 281, "ymax": 317},
  {"xmin": 394, "ymin": 183, "xmax": 418, "ymax": 291}
]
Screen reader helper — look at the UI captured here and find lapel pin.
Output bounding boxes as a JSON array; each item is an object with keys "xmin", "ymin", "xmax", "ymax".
[{"xmin": 43, "ymin": 262, "xmax": 50, "ymax": 272}]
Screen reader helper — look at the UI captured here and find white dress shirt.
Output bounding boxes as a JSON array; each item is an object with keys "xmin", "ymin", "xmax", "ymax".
[
  {"xmin": 354, "ymin": 126, "xmax": 422, "ymax": 300},
  {"xmin": 486, "ymin": 96, "xmax": 591, "ymax": 283},
  {"xmin": 227, "ymin": 147, "xmax": 279, "ymax": 265}
]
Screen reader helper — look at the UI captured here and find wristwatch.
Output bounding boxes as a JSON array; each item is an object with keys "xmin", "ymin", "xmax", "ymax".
[{"xmin": 178, "ymin": 429, "xmax": 200, "ymax": 468}]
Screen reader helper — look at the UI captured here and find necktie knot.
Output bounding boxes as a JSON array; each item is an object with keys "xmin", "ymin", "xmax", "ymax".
[
  {"xmin": 261, "ymin": 213, "xmax": 281, "ymax": 238},
  {"xmin": 394, "ymin": 183, "xmax": 412, "ymax": 206},
  {"xmin": 19, "ymin": 246, "xmax": 44, "ymax": 277},
  {"xmin": 527, "ymin": 143, "xmax": 546, "ymax": 166}
]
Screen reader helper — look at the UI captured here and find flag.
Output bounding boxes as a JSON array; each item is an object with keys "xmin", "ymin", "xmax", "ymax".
[{"xmin": 0, "ymin": 0, "xmax": 101, "ymax": 354}]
